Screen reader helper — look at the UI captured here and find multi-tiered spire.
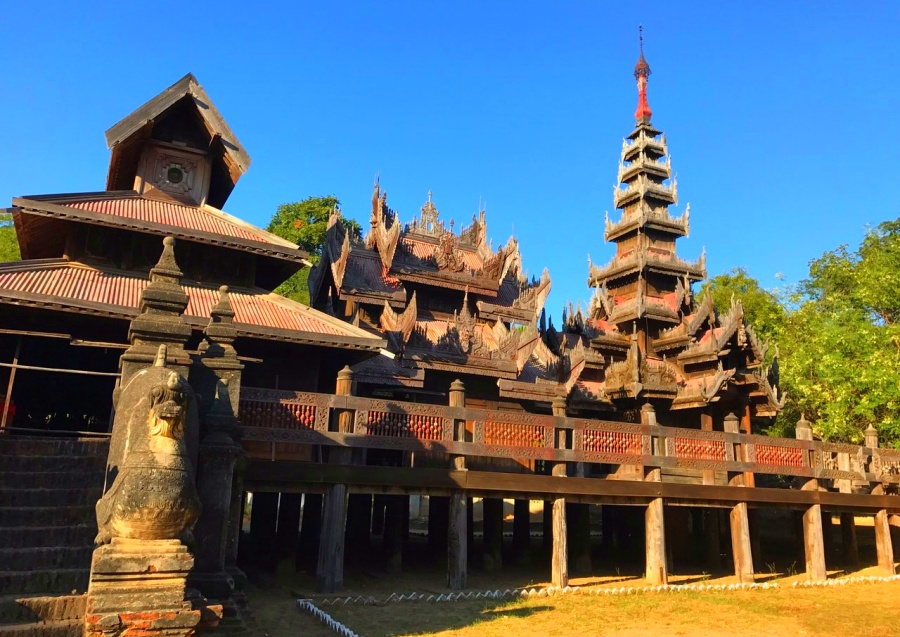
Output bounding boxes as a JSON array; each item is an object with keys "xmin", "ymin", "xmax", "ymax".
[{"xmin": 588, "ymin": 31, "xmax": 704, "ymax": 329}]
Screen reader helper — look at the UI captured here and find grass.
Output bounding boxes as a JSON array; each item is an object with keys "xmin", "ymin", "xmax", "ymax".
[{"xmin": 247, "ymin": 566, "xmax": 900, "ymax": 637}]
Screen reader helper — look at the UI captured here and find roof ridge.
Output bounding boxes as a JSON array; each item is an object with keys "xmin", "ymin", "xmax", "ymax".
[{"xmin": 199, "ymin": 202, "xmax": 299, "ymax": 250}]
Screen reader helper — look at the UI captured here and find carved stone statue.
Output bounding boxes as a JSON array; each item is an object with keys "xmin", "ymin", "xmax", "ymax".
[{"xmin": 95, "ymin": 344, "xmax": 202, "ymax": 544}]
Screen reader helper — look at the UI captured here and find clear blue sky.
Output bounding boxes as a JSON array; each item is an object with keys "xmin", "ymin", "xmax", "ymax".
[{"xmin": 2, "ymin": 1, "xmax": 898, "ymax": 318}]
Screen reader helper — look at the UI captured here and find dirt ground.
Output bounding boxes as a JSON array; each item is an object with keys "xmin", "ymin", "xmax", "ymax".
[{"xmin": 246, "ymin": 565, "xmax": 900, "ymax": 637}]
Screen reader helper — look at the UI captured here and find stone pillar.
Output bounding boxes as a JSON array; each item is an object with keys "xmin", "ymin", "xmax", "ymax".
[
  {"xmin": 447, "ymin": 379, "xmax": 468, "ymax": 590},
  {"xmin": 796, "ymin": 416, "xmax": 826, "ymax": 581},
  {"xmin": 316, "ymin": 367, "xmax": 353, "ymax": 593},
  {"xmin": 86, "ymin": 344, "xmax": 216, "ymax": 637},
  {"xmin": 482, "ymin": 498, "xmax": 504, "ymax": 572},
  {"xmin": 643, "ymin": 404, "xmax": 667, "ymax": 586},
  {"xmin": 551, "ymin": 396, "xmax": 568, "ymax": 587},
  {"xmin": 189, "ymin": 286, "xmax": 248, "ymax": 627},
  {"xmin": 724, "ymin": 412, "xmax": 754, "ymax": 583}
]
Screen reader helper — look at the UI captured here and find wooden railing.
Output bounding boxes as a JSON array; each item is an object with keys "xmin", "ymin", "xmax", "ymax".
[{"xmin": 238, "ymin": 387, "xmax": 900, "ymax": 489}]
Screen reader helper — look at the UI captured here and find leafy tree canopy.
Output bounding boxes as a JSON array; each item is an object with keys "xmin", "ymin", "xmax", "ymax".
[
  {"xmin": 0, "ymin": 212, "xmax": 20, "ymax": 262},
  {"xmin": 265, "ymin": 196, "xmax": 362, "ymax": 306},
  {"xmin": 706, "ymin": 220, "xmax": 900, "ymax": 447}
]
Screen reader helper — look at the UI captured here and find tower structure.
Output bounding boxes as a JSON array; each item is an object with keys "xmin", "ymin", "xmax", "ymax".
[{"xmin": 543, "ymin": 33, "xmax": 783, "ymax": 427}]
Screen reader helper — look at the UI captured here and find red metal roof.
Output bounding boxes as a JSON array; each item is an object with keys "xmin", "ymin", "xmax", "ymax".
[
  {"xmin": 63, "ymin": 195, "xmax": 292, "ymax": 247},
  {"xmin": 0, "ymin": 260, "xmax": 380, "ymax": 344}
]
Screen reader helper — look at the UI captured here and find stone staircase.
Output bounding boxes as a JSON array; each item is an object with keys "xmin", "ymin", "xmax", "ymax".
[{"xmin": 0, "ymin": 435, "xmax": 109, "ymax": 637}]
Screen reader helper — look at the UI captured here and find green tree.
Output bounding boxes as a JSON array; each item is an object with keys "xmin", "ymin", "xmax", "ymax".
[
  {"xmin": 698, "ymin": 267, "xmax": 787, "ymax": 346},
  {"xmin": 0, "ymin": 212, "xmax": 20, "ymax": 262},
  {"xmin": 266, "ymin": 196, "xmax": 361, "ymax": 305}
]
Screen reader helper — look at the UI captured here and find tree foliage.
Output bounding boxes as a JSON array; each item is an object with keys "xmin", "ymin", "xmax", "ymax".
[
  {"xmin": 706, "ymin": 220, "xmax": 900, "ymax": 447},
  {"xmin": 0, "ymin": 212, "xmax": 20, "ymax": 262},
  {"xmin": 265, "ymin": 196, "xmax": 361, "ymax": 306}
]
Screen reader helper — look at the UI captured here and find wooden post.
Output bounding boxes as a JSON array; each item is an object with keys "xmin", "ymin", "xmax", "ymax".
[
  {"xmin": 429, "ymin": 496, "xmax": 449, "ymax": 552},
  {"xmin": 249, "ymin": 491, "xmax": 278, "ymax": 572},
  {"xmin": 383, "ymin": 495, "xmax": 404, "ymax": 575},
  {"xmin": 642, "ymin": 404, "xmax": 667, "ymax": 586},
  {"xmin": 482, "ymin": 498, "xmax": 503, "ymax": 572},
  {"xmin": 704, "ymin": 510, "xmax": 721, "ymax": 570},
  {"xmin": 513, "ymin": 499, "xmax": 531, "ymax": 565},
  {"xmin": 276, "ymin": 492, "xmax": 303, "ymax": 560},
  {"xmin": 865, "ymin": 426, "xmax": 896, "ymax": 575},
  {"xmin": 1, "ymin": 335, "xmax": 21, "ymax": 430},
  {"xmin": 447, "ymin": 379, "xmax": 467, "ymax": 590},
  {"xmin": 346, "ymin": 494, "xmax": 373, "ymax": 560},
  {"xmin": 296, "ymin": 493, "xmax": 323, "ymax": 572},
  {"xmin": 836, "ymin": 450, "xmax": 859, "ymax": 567},
  {"xmin": 551, "ymin": 396, "xmax": 568, "ymax": 587},
  {"xmin": 316, "ymin": 366, "xmax": 353, "ymax": 593},
  {"xmin": 724, "ymin": 412, "xmax": 754, "ymax": 583},
  {"xmin": 796, "ymin": 415, "xmax": 826, "ymax": 581}
]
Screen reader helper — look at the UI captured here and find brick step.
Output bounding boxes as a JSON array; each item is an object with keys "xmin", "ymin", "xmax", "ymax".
[
  {"xmin": 0, "ymin": 506, "xmax": 95, "ymax": 528},
  {"xmin": 0, "ymin": 455, "xmax": 106, "ymax": 473},
  {"xmin": 2, "ymin": 472, "xmax": 104, "ymax": 490},
  {"xmin": 0, "ymin": 437, "xmax": 108, "ymax": 458},
  {"xmin": 0, "ymin": 595, "xmax": 85, "ymax": 625},
  {"xmin": 0, "ymin": 570, "xmax": 89, "ymax": 597},
  {"xmin": 0, "ymin": 620, "xmax": 81, "ymax": 637},
  {"xmin": 0, "ymin": 547, "xmax": 94, "ymax": 572},
  {"xmin": 0, "ymin": 526, "xmax": 96, "ymax": 550},
  {"xmin": 0, "ymin": 489, "xmax": 102, "ymax": 508}
]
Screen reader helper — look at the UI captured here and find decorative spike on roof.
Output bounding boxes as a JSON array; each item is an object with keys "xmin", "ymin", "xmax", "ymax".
[{"xmin": 634, "ymin": 26, "xmax": 652, "ymax": 122}]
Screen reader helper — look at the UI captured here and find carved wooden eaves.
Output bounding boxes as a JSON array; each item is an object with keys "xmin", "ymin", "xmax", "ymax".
[
  {"xmin": 365, "ymin": 181, "xmax": 401, "ymax": 268},
  {"xmin": 380, "ymin": 292, "xmax": 417, "ymax": 355},
  {"xmin": 325, "ymin": 210, "xmax": 352, "ymax": 290}
]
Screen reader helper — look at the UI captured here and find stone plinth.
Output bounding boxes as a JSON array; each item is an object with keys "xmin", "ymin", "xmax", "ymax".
[{"xmin": 85, "ymin": 538, "xmax": 220, "ymax": 637}]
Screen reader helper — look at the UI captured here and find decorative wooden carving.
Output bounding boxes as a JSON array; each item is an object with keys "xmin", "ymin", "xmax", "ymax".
[
  {"xmin": 406, "ymin": 191, "xmax": 447, "ymax": 237},
  {"xmin": 366, "ymin": 180, "xmax": 401, "ymax": 268},
  {"xmin": 380, "ymin": 292, "xmax": 417, "ymax": 355},
  {"xmin": 325, "ymin": 208, "xmax": 351, "ymax": 290},
  {"xmin": 435, "ymin": 231, "xmax": 468, "ymax": 273}
]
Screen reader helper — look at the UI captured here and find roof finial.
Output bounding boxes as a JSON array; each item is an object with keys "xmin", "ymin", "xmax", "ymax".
[{"xmin": 634, "ymin": 25, "xmax": 652, "ymax": 123}]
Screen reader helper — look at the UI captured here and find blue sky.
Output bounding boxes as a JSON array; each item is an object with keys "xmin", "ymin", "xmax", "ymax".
[{"xmin": 1, "ymin": 1, "xmax": 897, "ymax": 318}]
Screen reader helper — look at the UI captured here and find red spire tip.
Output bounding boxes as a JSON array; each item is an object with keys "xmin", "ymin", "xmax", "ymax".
[{"xmin": 634, "ymin": 26, "xmax": 652, "ymax": 122}]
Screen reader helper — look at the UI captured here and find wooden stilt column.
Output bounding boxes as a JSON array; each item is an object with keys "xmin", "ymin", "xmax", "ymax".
[
  {"xmin": 796, "ymin": 416, "xmax": 826, "ymax": 581},
  {"xmin": 866, "ymin": 426, "xmax": 896, "ymax": 575},
  {"xmin": 513, "ymin": 499, "xmax": 531, "ymax": 566},
  {"xmin": 447, "ymin": 380, "xmax": 468, "ymax": 589},
  {"xmin": 250, "ymin": 492, "xmax": 278, "ymax": 572},
  {"xmin": 551, "ymin": 396, "xmax": 568, "ymax": 587},
  {"xmin": 297, "ymin": 493, "xmax": 323, "ymax": 572},
  {"xmin": 276, "ymin": 493, "xmax": 302, "ymax": 560},
  {"xmin": 428, "ymin": 496, "xmax": 449, "ymax": 552},
  {"xmin": 724, "ymin": 413, "xmax": 754, "ymax": 583},
  {"xmin": 482, "ymin": 498, "xmax": 504, "ymax": 572},
  {"xmin": 542, "ymin": 500, "xmax": 553, "ymax": 552},
  {"xmin": 316, "ymin": 366, "xmax": 353, "ymax": 593},
  {"xmin": 642, "ymin": 404, "xmax": 667, "ymax": 586},
  {"xmin": 383, "ymin": 495, "xmax": 404, "ymax": 575},
  {"xmin": 704, "ymin": 510, "xmax": 721, "ymax": 570},
  {"xmin": 836, "ymin": 450, "xmax": 859, "ymax": 567},
  {"xmin": 346, "ymin": 494, "xmax": 373, "ymax": 560}
]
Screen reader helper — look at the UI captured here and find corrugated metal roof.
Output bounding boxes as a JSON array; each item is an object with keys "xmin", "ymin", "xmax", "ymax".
[
  {"xmin": 0, "ymin": 261, "xmax": 374, "ymax": 340},
  {"xmin": 344, "ymin": 253, "xmax": 402, "ymax": 292},
  {"xmin": 43, "ymin": 194, "xmax": 296, "ymax": 249}
]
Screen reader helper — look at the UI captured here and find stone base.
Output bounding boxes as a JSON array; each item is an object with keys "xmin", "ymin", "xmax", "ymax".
[{"xmin": 85, "ymin": 539, "xmax": 221, "ymax": 637}]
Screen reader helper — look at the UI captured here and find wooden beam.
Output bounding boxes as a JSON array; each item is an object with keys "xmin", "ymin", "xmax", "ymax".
[{"xmin": 1, "ymin": 336, "xmax": 21, "ymax": 429}]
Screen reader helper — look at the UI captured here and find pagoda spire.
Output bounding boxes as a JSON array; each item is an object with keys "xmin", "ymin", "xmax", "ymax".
[{"xmin": 634, "ymin": 26, "xmax": 652, "ymax": 123}]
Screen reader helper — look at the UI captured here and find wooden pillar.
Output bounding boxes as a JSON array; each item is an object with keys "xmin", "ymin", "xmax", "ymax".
[
  {"xmin": 724, "ymin": 413, "xmax": 754, "ymax": 583},
  {"xmin": 249, "ymin": 491, "xmax": 278, "ymax": 572},
  {"xmin": 704, "ymin": 509, "xmax": 721, "ymax": 570},
  {"xmin": 642, "ymin": 404, "xmax": 667, "ymax": 586},
  {"xmin": 513, "ymin": 499, "xmax": 531, "ymax": 566},
  {"xmin": 840, "ymin": 514, "xmax": 859, "ymax": 568},
  {"xmin": 482, "ymin": 498, "xmax": 503, "ymax": 572},
  {"xmin": 383, "ymin": 495, "xmax": 404, "ymax": 575},
  {"xmin": 796, "ymin": 416, "xmax": 826, "ymax": 581},
  {"xmin": 447, "ymin": 379, "xmax": 468, "ymax": 590},
  {"xmin": 372, "ymin": 495, "xmax": 387, "ymax": 536},
  {"xmin": 316, "ymin": 366, "xmax": 353, "ymax": 593},
  {"xmin": 567, "ymin": 503, "xmax": 591, "ymax": 576},
  {"xmin": 542, "ymin": 500, "xmax": 553, "ymax": 551},
  {"xmin": 1, "ymin": 335, "xmax": 21, "ymax": 430},
  {"xmin": 551, "ymin": 396, "xmax": 568, "ymax": 587},
  {"xmin": 428, "ymin": 496, "xmax": 449, "ymax": 552},
  {"xmin": 346, "ymin": 494, "xmax": 373, "ymax": 560},
  {"xmin": 296, "ymin": 493, "xmax": 322, "ymax": 572},
  {"xmin": 276, "ymin": 492, "xmax": 303, "ymax": 560},
  {"xmin": 865, "ymin": 426, "xmax": 895, "ymax": 575}
]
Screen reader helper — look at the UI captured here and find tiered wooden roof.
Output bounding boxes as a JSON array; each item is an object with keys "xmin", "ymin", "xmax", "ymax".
[
  {"xmin": 521, "ymin": 47, "xmax": 784, "ymax": 421},
  {"xmin": 1, "ymin": 74, "xmax": 385, "ymax": 354},
  {"xmin": 309, "ymin": 184, "xmax": 551, "ymax": 392}
]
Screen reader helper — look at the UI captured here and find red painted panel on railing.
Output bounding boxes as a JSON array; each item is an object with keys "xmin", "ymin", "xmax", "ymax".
[
  {"xmin": 484, "ymin": 422, "xmax": 546, "ymax": 448},
  {"xmin": 365, "ymin": 411, "xmax": 444, "ymax": 440},
  {"xmin": 582, "ymin": 430, "xmax": 642, "ymax": 456},
  {"xmin": 756, "ymin": 444, "xmax": 804, "ymax": 468},
  {"xmin": 239, "ymin": 399, "xmax": 317, "ymax": 430},
  {"xmin": 674, "ymin": 437, "xmax": 726, "ymax": 462}
]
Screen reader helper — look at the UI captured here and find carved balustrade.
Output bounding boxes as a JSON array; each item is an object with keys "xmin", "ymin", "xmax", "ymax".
[{"xmin": 237, "ymin": 387, "xmax": 900, "ymax": 490}]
